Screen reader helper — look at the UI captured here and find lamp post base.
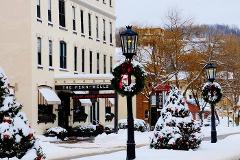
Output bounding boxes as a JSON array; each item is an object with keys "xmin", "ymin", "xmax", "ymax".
[
  {"xmin": 211, "ymin": 130, "xmax": 217, "ymax": 143},
  {"xmin": 211, "ymin": 104, "xmax": 217, "ymax": 143},
  {"xmin": 126, "ymin": 142, "xmax": 136, "ymax": 160}
]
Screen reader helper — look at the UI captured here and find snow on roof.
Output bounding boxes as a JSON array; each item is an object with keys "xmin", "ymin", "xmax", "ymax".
[
  {"xmin": 169, "ymin": 71, "xmax": 189, "ymax": 81},
  {"xmin": 186, "ymin": 98, "xmax": 197, "ymax": 105},
  {"xmin": 54, "ymin": 73, "xmax": 113, "ymax": 80},
  {"xmin": 217, "ymin": 71, "xmax": 234, "ymax": 80}
]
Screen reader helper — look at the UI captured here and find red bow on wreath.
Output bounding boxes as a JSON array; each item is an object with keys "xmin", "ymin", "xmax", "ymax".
[{"xmin": 121, "ymin": 62, "xmax": 133, "ymax": 74}]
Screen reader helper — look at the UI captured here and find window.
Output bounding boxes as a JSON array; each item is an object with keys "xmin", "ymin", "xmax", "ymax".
[
  {"xmin": 49, "ymin": 40, "xmax": 53, "ymax": 67},
  {"xmin": 37, "ymin": 0, "xmax": 41, "ymax": 18},
  {"xmin": 60, "ymin": 41, "xmax": 67, "ymax": 69},
  {"xmin": 74, "ymin": 46, "xmax": 77, "ymax": 71},
  {"xmin": 110, "ymin": 0, "xmax": 112, "ymax": 7},
  {"xmin": 82, "ymin": 49, "xmax": 85, "ymax": 72},
  {"xmin": 72, "ymin": 6, "xmax": 76, "ymax": 31},
  {"xmin": 37, "ymin": 37, "xmax": 42, "ymax": 65},
  {"xmin": 104, "ymin": 55, "xmax": 106, "ymax": 73},
  {"xmin": 110, "ymin": 22, "xmax": 113, "ymax": 44},
  {"xmin": 73, "ymin": 99, "xmax": 87, "ymax": 122},
  {"xmin": 110, "ymin": 56, "xmax": 113, "ymax": 73},
  {"xmin": 38, "ymin": 105, "xmax": 56, "ymax": 123},
  {"xmin": 90, "ymin": 51, "xmax": 93, "ymax": 73},
  {"xmin": 103, "ymin": 19, "xmax": 106, "ymax": 42},
  {"xmin": 88, "ymin": 13, "xmax": 92, "ymax": 37},
  {"xmin": 96, "ymin": 16, "xmax": 99, "ymax": 39},
  {"xmin": 80, "ymin": 10, "xmax": 84, "ymax": 34},
  {"xmin": 189, "ymin": 95, "xmax": 192, "ymax": 99},
  {"xmin": 105, "ymin": 106, "xmax": 111, "ymax": 114},
  {"xmin": 59, "ymin": 0, "xmax": 65, "ymax": 27},
  {"xmin": 48, "ymin": 0, "xmax": 52, "ymax": 22},
  {"xmin": 144, "ymin": 110, "xmax": 149, "ymax": 119},
  {"xmin": 97, "ymin": 53, "xmax": 100, "ymax": 74}
]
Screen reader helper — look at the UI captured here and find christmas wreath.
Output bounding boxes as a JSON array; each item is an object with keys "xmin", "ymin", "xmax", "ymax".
[
  {"xmin": 111, "ymin": 60, "xmax": 146, "ymax": 97},
  {"xmin": 202, "ymin": 82, "xmax": 222, "ymax": 104}
]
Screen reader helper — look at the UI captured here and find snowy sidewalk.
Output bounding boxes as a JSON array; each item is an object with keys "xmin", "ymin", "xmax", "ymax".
[
  {"xmin": 74, "ymin": 134, "xmax": 240, "ymax": 160},
  {"xmin": 42, "ymin": 119, "xmax": 240, "ymax": 160},
  {"xmin": 48, "ymin": 132, "xmax": 240, "ymax": 160}
]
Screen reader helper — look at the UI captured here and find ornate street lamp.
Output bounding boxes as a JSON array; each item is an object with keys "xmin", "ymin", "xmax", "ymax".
[
  {"xmin": 205, "ymin": 62, "xmax": 218, "ymax": 143},
  {"xmin": 120, "ymin": 26, "xmax": 138, "ymax": 60},
  {"xmin": 120, "ymin": 26, "xmax": 138, "ymax": 160},
  {"xmin": 205, "ymin": 63, "xmax": 216, "ymax": 83}
]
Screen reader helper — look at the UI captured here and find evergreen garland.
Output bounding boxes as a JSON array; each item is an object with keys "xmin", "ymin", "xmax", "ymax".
[{"xmin": 111, "ymin": 60, "xmax": 145, "ymax": 97}]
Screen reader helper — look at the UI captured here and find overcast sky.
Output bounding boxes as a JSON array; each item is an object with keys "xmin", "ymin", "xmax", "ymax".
[{"xmin": 116, "ymin": 0, "xmax": 240, "ymax": 28}]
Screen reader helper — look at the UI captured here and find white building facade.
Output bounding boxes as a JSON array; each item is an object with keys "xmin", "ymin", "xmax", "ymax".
[{"xmin": 0, "ymin": 0, "xmax": 135, "ymax": 134}]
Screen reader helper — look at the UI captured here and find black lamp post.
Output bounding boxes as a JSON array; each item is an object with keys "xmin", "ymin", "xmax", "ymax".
[
  {"xmin": 120, "ymin": 26, "xmax": 138, "ymax": 160},
  {"xmin": 205, "ymin": 63, "xmax": 217, "ymax": 143}
]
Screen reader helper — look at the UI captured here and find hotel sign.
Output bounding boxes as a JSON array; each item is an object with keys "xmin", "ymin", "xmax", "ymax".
[
  {"xmin": 72, "ymin": 94, "xmax": 116, "ymax": 99},
  {"xmin": 55, "ymin": 84, "xmax": 113, "ymax": 91}
]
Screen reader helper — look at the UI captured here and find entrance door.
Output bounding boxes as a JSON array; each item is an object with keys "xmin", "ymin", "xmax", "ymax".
[
  {"xmin": 150, "ymin": 107, "xmax": 158, "ymax": 128},
  {"xmin": 58, "ymin": 92, "xmax": 70, "ymax": 129}
]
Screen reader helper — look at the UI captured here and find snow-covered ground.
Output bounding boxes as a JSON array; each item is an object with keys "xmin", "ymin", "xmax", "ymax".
[
  {"xmin": 202, "ymin": 117, "xmax": 240, "ymax": 137},
  {"xmin": 39, "ymin": 117, "xmax": 240, "ymax": 160},
  {"xmin": 75, "ymin": 134, "xmax": 240, "ymax": 160},
  {"xmin": 40, "ymin": 130, "xmax": 153, "ymax": 159}
]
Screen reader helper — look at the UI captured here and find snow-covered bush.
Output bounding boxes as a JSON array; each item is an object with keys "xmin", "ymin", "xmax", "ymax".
[
  {"xmin": 0, "ymin": 68, "xmax": 45, "ymax": 159},
  {"xmin": 150, "ymin": 86, "xmax": 202, "ymax": 150},
  {"xmin": 105, "ymin": 113, "xmax": 115, "ymax": 122},
  {"xmin": 104, "ymin": 125, "xmax": 115, "ymax": 135},
  {"xmin": 69, "ymin": 123, "xmax": 104, "ymax": 137},
  {"xmin": 118, "ymin": 119, "xmax": 149, "ymax": 132},
  {"xmin": 45, "ymin": 127, "xmax": 68, "ymax": 140}
]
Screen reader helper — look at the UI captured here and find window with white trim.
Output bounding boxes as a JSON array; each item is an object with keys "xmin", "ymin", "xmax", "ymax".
[
  {"xmin": 72, "ymin": 6, "xmax": 76, "ymax": 31},
  {"xmin": 103, "ymin": 19, "xmax": 106, "ymax": 42},
  {"xmin": 96, "ymin": 16, "xmax": 99, "ymax": 39},
  {"xmin": 110, "ymin": 22, "xmax": 113, "ymax": 44},
  {"xmin": 74, "ymin": 46, "xmax": 77, "ymax": 71},
  {"xmin": 90, "ymin": 51, "xmax": 93, "ymax": 73},
  {"xmin": 80, "ymin": 10, "xmax": 84, "ymax": 34},
  {"xmin": 37, "ymin": 0, "xmax": 41, "ymax": 18},
  {"xmin": 97, "ymin": 53, "xmax": 100, "ymax": 74},
  {"xmin": 88, "ymin": 13, "xmax": 92, "ymax": 37},
  {"xmin": 104, "ymin": 55, "xmax": 106, "ymax": 73},
  {"xmin": 82, "ymin": 49, "xmax": 85, "ymax": 72},
  {"xmin": 49, "ymin": 40, "xmax": 53, "ymax": 67},
  {"xmin": 60, "ymin": 41, "xmax": 67, "ymax": 69},
  {"xmin": 37, "ymin": 37, "xmax": 42, "ymax": 65},
  {"xmin": 59, "ymin": 0, "xmax": 65, "ymax": 27},
  {"xmin": 48, "ymin": 0, "xmax": 52, "ymax": 22}
]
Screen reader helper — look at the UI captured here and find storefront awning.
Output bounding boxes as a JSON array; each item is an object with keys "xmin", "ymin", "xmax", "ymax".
[
  {"xmin": 79, "ymin": 99, "xmax": 92, "ymax": 106},
  {"xmin": 39, "ymin": 88, "xmax": 61, "ymax": 105}
]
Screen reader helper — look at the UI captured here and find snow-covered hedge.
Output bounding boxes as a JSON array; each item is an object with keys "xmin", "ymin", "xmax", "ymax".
[
  {"xmin": 69, "ymin": 124, "xmax": 104, "ymax": 137},
  {"xmin": 45, "ymin": 127, "xmax": 68, "ymax": 140},
  {"xmin": 104, "ymin": 125, "xmax": 115, "ymax": 135},
  {"xmin": 118, "ymin": 119, "xmax": 149, "ymax": 132}
]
